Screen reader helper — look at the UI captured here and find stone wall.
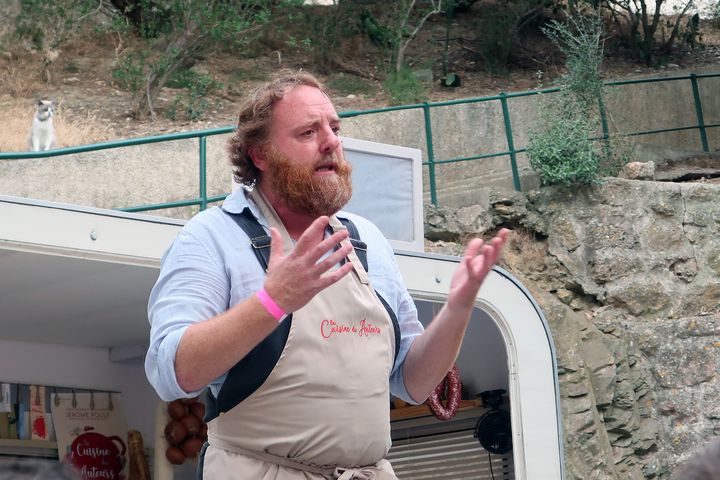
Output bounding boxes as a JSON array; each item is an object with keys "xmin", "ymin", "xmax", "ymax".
[{"xmin": 426, "ymin": 178, "xmax": 720, "ymax": 479}]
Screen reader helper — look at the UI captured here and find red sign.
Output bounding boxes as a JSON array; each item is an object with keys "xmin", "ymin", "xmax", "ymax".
[{"xmin": 67, "ymin": 430, "xmax": 127, "ymax": 480}]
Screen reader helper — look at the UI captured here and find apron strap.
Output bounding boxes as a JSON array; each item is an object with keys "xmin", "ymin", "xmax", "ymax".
[
  {"xmin": 334, "ymin": 462, "xmax": 397, "ymax": 480},
  {"xmin": 208, "ymin": 441, "xmax": 397, "ymax": 479},
  {"xmin": 330, "ymin": 216, "xmax": 370, "ymax": 285},
  {"xmin": 227, "ymin": 207, "xmax": 271, "ymax": 271},
  {"xmin": 337, "ymin": 216, "xmax": 368, "ymax": 272}
]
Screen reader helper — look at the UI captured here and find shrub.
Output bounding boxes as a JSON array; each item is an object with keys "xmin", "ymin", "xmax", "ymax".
[
  {"xmin": 598, "ymin": 0, "xmax": 697, "ymax": 64},
  {"xmin": 14, "ymin": 0, "xmax": 98, "ymax": 49},
  {"xmin": 327, "ymin": 73, "xmax": 374, "ymax": 97},
  {"xmin": 112, "ymin": 51, "xmax": 146, "ymax": 93},
  {"xmin": 476, "ymin": 4, "xmax": 516, "ymax": 74},
  {"xmin": 166, "ymin": 71, "xmax": 221, "ymax": 121},
  {"xmin": 528, "ymin": 12, "xmax": 630, "ymax": 187},
  {"xmin": 527, "ymin": 101, "xmax": 602, "ymax": 186},
  {"xmin": 383, "ymin": 67, "xmax": 427, "ymax": 105}
]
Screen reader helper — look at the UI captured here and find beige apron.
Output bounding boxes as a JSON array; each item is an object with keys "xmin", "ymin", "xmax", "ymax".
[{"xmin": 204, "ymin": 189, "xmax": 398, "ymax": 479}]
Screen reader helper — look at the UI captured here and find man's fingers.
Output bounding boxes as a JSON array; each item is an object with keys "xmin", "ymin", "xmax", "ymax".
[
  {"xmin": 468, "ymin": 229, "xmax": 510, "ymax": 279},
  {"xmin": 316, "ymin": 261, "xmax": 354, "ymax": 289},
  {"xmin": 491, "ymin": 239, "xmax": 504, "ymax": 264},
  {"xmin": 314, "ymin": 243, "xmax": 353, "ymax": 273},
  {"xmin": 489, "ymin": 229, "xmax": 510, "ymax": 264},
  {"xmin": 466, "ymin": 229, "xmax": 510, "ymax": 269},
  {"xmin": 309, "ymin": 229, "xmax": 349, "ymax": 263},
  {"xmin": 294, "ymin": 216, "xmax": 330, "ymax": 253},
  {"xmin": 463, "ymin": 238, "xmax": 484, "ymax": 260},
  {"xmin": 469, "ymin": 245, "xmax": 491, "ymax": 278}
]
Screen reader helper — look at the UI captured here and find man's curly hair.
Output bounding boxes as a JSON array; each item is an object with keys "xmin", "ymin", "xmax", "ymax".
[{"xmin": 228, "ymin": 70, "xmax": 327, "ymax": 186}]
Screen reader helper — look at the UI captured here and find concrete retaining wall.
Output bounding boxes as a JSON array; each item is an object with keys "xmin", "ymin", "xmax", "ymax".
[{"xmin": 1, "ymin": 67, "xmax": 718, "ymax": 215}]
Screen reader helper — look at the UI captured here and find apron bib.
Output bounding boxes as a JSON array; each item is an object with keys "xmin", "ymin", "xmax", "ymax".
[{"xmin": 204, "ymin": 189, "xmax": 397, "ymax": 479}]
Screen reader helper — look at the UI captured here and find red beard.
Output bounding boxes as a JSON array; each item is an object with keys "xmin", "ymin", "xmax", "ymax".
[{"xmin": 264, "ymin": 145, "xmax": 353, "ymax": 217}]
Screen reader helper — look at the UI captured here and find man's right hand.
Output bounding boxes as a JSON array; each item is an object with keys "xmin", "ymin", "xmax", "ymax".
[{"xmin": 262, "ymin": 216, "xmax": 354, "ymax": 314}]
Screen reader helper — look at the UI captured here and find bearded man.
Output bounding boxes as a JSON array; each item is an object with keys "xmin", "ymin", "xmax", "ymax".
[{"xmin": 145, "ymin": 71, "xmax": 509, "ymax": 479}]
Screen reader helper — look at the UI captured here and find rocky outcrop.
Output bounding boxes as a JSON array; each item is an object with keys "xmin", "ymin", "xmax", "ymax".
[
  {"xmin": 533, "ymin": 179, "xmax": 720, "ymax": 319},
  {"xmin": 425, "ymin": 177, "xmax": 720, "ymax": 479}
]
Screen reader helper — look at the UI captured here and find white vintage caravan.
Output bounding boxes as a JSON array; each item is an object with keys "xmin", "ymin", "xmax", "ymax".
[{"xmin": 0, "ymin": 138, "xmax": 563, "ymax": 479}]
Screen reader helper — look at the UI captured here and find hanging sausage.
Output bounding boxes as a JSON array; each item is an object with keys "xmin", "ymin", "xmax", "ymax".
[{"xmin": 424, "ymin": 364, "xmax": 462, "ymax": 421}]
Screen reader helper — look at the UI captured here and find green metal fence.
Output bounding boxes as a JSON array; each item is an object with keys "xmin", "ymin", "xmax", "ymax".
[{"xmin": 1, "ymin": 72, "xmax": 718, "ymax": 212}]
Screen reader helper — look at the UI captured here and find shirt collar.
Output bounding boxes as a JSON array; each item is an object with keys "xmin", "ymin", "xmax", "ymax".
[
  {"xmin": 221, "ymin": 185, "xmax": 349, "ymax": 231},
  {"xmin": 221, "ymin": 186, "xmax": 269, "ymax": 229}
]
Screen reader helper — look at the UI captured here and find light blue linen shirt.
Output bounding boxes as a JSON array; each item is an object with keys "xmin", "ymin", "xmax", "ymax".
[{"xmin": 145, "ymin": 188, "xmax": 424, "ymax": 403}]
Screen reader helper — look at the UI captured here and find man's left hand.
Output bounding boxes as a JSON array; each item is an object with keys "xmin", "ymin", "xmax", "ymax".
[
  {"xmin": 402, "ymin": 228, "xmax": 511, "ymax": 402},
  {"xmin": 447, "ymin": 228, "xmax": 510, "ymax": 312}
]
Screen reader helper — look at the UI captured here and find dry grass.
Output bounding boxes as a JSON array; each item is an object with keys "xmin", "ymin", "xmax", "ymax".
[
  {"xmin": 0, "ymin": 97, "xmax": 113, "ymax": 152},
  {"xmin": 503, "ymin": 229, "xmax": 549, "ymax": 274}
]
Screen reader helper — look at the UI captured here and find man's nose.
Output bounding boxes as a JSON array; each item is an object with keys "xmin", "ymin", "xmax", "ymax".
[{"xmin": 319, "ymin": 127, "xmax": 340, "ymax": 154}]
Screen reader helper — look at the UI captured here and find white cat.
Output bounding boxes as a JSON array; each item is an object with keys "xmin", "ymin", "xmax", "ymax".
[{"xmin": 28, "ymin": 100, "xmax": 57, "ymax": 152}]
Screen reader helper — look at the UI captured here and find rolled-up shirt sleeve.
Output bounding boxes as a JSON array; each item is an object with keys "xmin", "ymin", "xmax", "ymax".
[
  {"xmin": 388, "ymin": 284, "xmax": 423, "ymax": 404},
  {"xmin": 145, "ymin": 227, "xmax": 229, "ymax": 401}
]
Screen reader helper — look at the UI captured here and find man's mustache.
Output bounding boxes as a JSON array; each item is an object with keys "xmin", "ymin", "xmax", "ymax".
[{"xmin": 313, "ymin": 154, "xmax": 349, "ymax": 171}]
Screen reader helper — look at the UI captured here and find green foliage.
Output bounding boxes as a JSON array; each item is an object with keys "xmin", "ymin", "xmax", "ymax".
[
  {"xmin": 166, "ymin": 70, "xmax": 221, "ymax": 121},
  {"xmin": 358, "ymin": 0, "xmax": 442, "ymax": 75},
  {"xmin": 527, "ymin": 101, "xmax": 602, "ymax": 186},
  {"xmin": 476, "ymin": 4, "xmax": 516, "ymax": 74},
  {"xmin": 359, "ymin": 10, "xmax": 396, "ymax": 51},
  {"xmin": 14, "ymin": 0, "xmax": 98, "ymax": 49},
  {"xmin": 167, "ymin": 69, "xmax": 220, "ymax": 91},
  {"xmin": 326, "ymin": 73, "xmax": 374, "ymax": 96},
  {"xmin": 63, "ymin": 61, "xmax": 80, "ymax": 73},
  {"xmin": 315, "ymin": 16, "xmax": 354, "ymax": 72},
  {"xmin": 275, "ymin": 2, "xmax": 364, "ymax": 74},
  {"xmin": 472, "ymin": 0, "xmax": 561, "ymax": 75},
  {"xmin": 230, "ymin": 68, "xmax": 266, "ymax": 82},
  {"xmin": 112, "ymin": 51, "xmax": 147, "ymax": 93},
  {"xmin": 528, "ymin": 12, "xmax": 628, "ymax": 187},
  {"xmin": 383, "ymin": 67, "xmax": 427, "ymax": 105},
  {"xmin": 105, "ymin": 0, "xmax": 274, "ymax": 117},
  {"xmin": 678, "ymin": 13, "xmax": 702, "ymax": 49},
  {"xmin": 115, "ymin": 0, "xmax": 259, "ymax": 41},
  {"xmin": 596, "ymin": 0, "xmax": 695, "ymax": 64},
  {"xmin": 543, "ymin": 14, "xmax": 605, "ymax": 112},
  {"xmin": 111, "ymin": 0, "xmax": 174, "ymax": 39}
]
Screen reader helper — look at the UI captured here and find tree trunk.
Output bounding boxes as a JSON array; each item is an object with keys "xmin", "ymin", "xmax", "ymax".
[{"xmin": 133, "ymin": 28, "xmax": 204, "ymax": 118}]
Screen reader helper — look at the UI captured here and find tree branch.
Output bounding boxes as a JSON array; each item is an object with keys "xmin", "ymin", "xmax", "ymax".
[{"xmin": 396, "ymin": 0, "xmax": 443, "ymax": 72}]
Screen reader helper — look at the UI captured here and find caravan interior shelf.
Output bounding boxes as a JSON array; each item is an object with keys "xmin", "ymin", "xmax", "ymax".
[
  {"xmin": 390, "ymin": 399, "xmax": 484, "ymax": 421},
  {"xmin": 0, "ymin": 439, "xmax": 59, "ymax": 459}
]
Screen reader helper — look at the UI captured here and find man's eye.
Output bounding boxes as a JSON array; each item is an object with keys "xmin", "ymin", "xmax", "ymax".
[
  {"xmin": 302, "ymin": 130, "xmax": 314, "ymax": 137},
  {"xmin": 331, "ymin": 126, "xmax": 341, "ymax": 135}
]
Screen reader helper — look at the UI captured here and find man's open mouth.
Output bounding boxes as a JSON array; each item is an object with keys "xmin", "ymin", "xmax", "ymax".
[{"xmin": 315, "ymin": 162, "xmax": 337, "ymax": 173}]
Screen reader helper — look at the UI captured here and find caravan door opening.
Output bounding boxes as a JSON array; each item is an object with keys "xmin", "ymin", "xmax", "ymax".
[{"xmin": 394, "ymin": 252, "xmax": 564, "ymax": 480}]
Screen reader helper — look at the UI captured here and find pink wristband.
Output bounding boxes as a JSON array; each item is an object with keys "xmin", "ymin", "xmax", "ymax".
[{"xmin": 256, "ymin": 288, "xmax": 286, "ymax": 322}]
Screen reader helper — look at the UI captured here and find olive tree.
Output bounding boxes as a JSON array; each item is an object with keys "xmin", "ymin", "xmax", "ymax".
[
  {"xmin": 110, "ymin": 0, "xmax": 276, "ymax": 118},
  {"xmin": 595, "ymin": 0, "xmax": 698, "ymax": 63}
]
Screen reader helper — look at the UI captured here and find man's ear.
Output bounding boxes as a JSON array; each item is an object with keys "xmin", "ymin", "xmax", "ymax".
[{"xmin": 248, "ymin": 145, "xmax": 268, "ymax": 172}]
